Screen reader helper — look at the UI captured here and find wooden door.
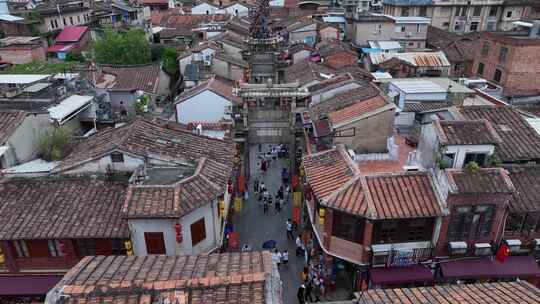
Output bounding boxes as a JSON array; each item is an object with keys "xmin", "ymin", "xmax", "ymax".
[{"xmin": 144, "ymin": 232, "xmax": 166, "ymax": 254}]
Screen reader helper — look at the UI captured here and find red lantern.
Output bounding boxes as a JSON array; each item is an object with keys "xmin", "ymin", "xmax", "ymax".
[{"xmin": 175, "ymin": 223, "xmax": 183, "ymax": 243}]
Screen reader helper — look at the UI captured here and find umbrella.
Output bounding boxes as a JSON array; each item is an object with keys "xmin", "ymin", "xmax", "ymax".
[{"xmin": 262, "ymin": 240, "xmax": 276, "ymax": 249}]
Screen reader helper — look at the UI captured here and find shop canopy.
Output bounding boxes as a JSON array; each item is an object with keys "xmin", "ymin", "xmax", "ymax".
[
  {"xmin": 370, "ymin": 265, "xmax": 434, "ymax": 285},
  {"xmin": 440, "ymin": 256, "xmax": 540, "ymax": 280},
  {"xmin": 0, "ymin": 275, "xmax": 63, "ymax": 296}
]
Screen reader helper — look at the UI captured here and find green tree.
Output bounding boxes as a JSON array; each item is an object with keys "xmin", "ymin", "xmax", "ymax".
[
  {"xmin": 93, "ymin": 28, "xmax": 151, "ymax": 65},
  {"xmin": 38, "ymin": 128, "xmax": 72, "ymax": 161},
  {"xmin": 162, "ymin": 47, "xmax": 178, "ymax": 77}
]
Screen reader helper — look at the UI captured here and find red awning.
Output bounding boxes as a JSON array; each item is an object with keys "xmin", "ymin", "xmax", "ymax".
[
  {"xmin": 47, "ymin": 44, "xmax": 74, "ymax": 53},
  {"xmin": 370, "ymin": 265, "xmax": 434, "ymax": 285},
  {"xmin": 0, "ymin": 275, "xmax": 63, "ymax": 296},
  {"xmin": 440, "ymin": 256, "xmax": 540, "ymax": 280}
]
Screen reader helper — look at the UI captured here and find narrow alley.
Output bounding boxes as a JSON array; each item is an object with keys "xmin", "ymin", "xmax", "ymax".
[{"xmin": 233, "ymin": 143, "xmax": 303, "ymax": 303}]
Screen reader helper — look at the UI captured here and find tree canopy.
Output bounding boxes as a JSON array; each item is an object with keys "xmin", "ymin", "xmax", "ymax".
[
  {"xmin": 93, "ymin": 28, "xmax": 151, "ymax": 65},
  {"xmin": 162, "ymin": 47, "xmax": 178, "ymax": 77}
]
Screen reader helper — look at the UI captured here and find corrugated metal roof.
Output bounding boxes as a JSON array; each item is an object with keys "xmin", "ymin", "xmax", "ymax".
[
  {"xmin": 0, "ymin": 74, "xmax": 50, "ymax": 84},
  {"xmin": 48, "ymin": 95, "xmax": 93, "ymax": 123},
  {"xmin": 369, "ymin": 51, "xmax": 450, "ymax": 67},
  {"xmin": 387, "ymin": 16, "xmax": 431, "ymax": 24},
  {"xmin": 368, "ymin": 40, "xmax": 401, "ymax": 50},
  {"xmin": 390, "ymin": 79, "xmax": 446, "ymax": 94}
]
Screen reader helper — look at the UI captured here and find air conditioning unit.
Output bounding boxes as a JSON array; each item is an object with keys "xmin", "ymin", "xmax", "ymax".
[
  {"xmin": 474, "ymin": 243, "xmax": 492, "ymax": 256},
  {"xmin": 506, "ymin": 239, "xmax": 521, "ymax": 253},
  {"xmin": 449, "ymin": 241, "xmax": 467, "ymax": 256},
  {"xmin": 371, "ymin": 244, "xmax": 392, "ymax": 266}
]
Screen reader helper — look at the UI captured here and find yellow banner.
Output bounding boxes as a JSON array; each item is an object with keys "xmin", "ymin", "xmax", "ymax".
[
  {"xmin": 293, "ymin": 191, "xmax": 302, "ymax": 207},
  {"xmin": 234, "ymin": 197, "xmax": 243, "ymax": 212},
  {"xmin": 219, "ymin": 200, "xmax": 226, "ymax": 218}
]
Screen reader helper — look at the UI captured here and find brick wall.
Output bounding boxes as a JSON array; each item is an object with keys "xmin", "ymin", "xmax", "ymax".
[
  {"xmin": 472, "ymin": 36, "xmax": 540, "ymax": 97},
  {"xmin": 435, "ymin": 193, "xmax": 510, "ymax": 257},
  {"xmin": 0, "ymin": 46, "xmax": 46, "ymax": 64}
]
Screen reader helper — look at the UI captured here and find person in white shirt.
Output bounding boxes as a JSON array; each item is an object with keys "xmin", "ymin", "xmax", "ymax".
[
  {"xmin": 272, "ymin": 249, "xmax": 281, "ymax": 268},
  {"xmin": 282, "ymin": 250, "xmax": 289, "ymax": 266}
]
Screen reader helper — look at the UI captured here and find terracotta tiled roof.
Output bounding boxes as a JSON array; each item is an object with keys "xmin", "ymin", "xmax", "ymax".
[
  {"xmin": 309, "ymin": 83, "xmax": 380, "ymax": 120},
  {"xmin": 504, "ymin": 165, "xmax": 540, "ymax": 213},
  {"xmin": 0, "ymin": 178, "xmax": 128, "ymax": 240},
  {"xmin": 54, "ymin": 118, "xmax": 235, "ymax": 173},
  {"xmin": 123, "ymin": 158, "xmax": 230, "ymax": 218},
  {"xmin": 284, "ymin": 60, "xmax": 336, "ymax": 85},
  {"xmin": 51, "ymin": 252, "xmax": 274, "ymax": 304},
  {"xmin": 316, "ymin": 38, "xmax": 357, "ymax": 58},
  {"xmin": 0, "ymin": 110, "xmax": 26, "ymax": 144},
  {"xmin": 325, "ymin": 171, "xmax": 443, "ymax": 219},
  {"xmin": 303, "ymin": 146, "xmax": 358, "ymax": 199},
  {"xmin": 99, "ymin": 64, "xmax": 161, "ymax": 94},
  {"xmin": 306, "ymin": 73, "xmax": 354, "ymax": 93},
  {"xmin": 434, "ymin": 119, "xmax": 502, "ymax": 145},
  {"xmin": 446, "ymin": 168, "xmax": 515, "ymax": 194},
  {"xmin": 460, "ymin": 106, "xmax": 540, "ymax": 162},
  {"xmin": 175, "ymin": 76, "xmax": 242, "ymax": 105},
  {"xmin": 328, "ymin": 95, "xmax": 390, "ymax": 126},
  {"xmin": 358, "ymin": 281, "xmax": 540, "ymax": 304}
]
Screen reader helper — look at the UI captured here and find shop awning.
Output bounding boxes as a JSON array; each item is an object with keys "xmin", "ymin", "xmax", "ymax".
[
  {"xmin": 370, "ymin": 265, "xmax": 434, "ymax": 285},
  {"xmin": 440, "ymin": 256, "xmax": 540, "ymax": 280},
  {"xmin": 0, "ymin": 275, "xmax": 63, "ymax": 296},
  {"xmin": 47, "ymin": 44, "xmax": 74, "ymax": 53}
]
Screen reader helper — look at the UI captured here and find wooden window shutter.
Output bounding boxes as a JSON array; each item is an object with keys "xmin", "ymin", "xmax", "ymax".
[
  {"xmin": 144, "ymin": 232, "xmax": 166, "ymax": 254},
  {"xmin": 190, "ymin": 218, "xmax": 206, "ymax": 246}
]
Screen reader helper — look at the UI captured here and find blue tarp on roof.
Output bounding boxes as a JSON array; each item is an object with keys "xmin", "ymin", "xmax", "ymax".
[{"xmin": 361, "ymin": 48, "xmax": 383, "ymax": 53}]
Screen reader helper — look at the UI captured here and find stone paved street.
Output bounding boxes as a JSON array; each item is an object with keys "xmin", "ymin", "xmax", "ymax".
[{"xmin": 233, "ymin": 144, "xmax": 304, "ymax": 304}]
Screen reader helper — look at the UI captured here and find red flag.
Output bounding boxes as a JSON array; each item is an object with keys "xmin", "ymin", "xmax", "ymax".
[{"xmin": 496, "ymin": 243, "xmax": 510, "ymax": 263}]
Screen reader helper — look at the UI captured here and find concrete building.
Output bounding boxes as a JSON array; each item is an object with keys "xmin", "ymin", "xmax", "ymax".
[
  {"xmin": 191, "ymin": 1, "xmax": 250, "ymax": 16},
  {"xmin": 0, "ymin": 110, "xmax": 50, "ymax": 169},
  {"xmin": 382, "ymin": 0, "xmax": 534, "ymax": 33},
  {"xmin": 471, "ymin": 31, "xmax": 540, "ymax": 100},
  {"xmin": 174, "ymin": 77, "xmax": 241, "ymax": 124},
  {"xmin": 346, "ymin": 13, "xmax": 430, "ymax": 50}
]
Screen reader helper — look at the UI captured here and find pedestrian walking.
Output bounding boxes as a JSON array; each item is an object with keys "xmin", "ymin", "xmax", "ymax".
[
  {"xmin": 275, "ymin": 196, "xmax": 281, "ymax": 213},
  {"xmin": 313, "ymin": 276, "xmax": 322, "ymax": 302},
  {"xmin": 277, "ymin": 186, "xmax": 284, "ymax": 200},
  {"xmin": 263, "ymin": 189, "xmax": 269, "ymax": 201},
  {"xmin": 260, "ymin": 182, "xmax": 266, "ymax": 193},
  {"xmin": 297, "ymin": 285, "xmax": 306, "ymax": 304},
  {"xmin": 296, "ymin": 236, "xmax": 304, "ymax": 257},
  {"xmin": 272, "ymin": 249, "xmax": 281, "ymax": 268},
  {"xmin": 263, "ymin": 199, "xmax": 269, "ymax": 214},
  {"xmin": 286, "ymin": 219, "xmax": 294, "ymax": 240},
  {"xmin": 305, "ymin": 281, "xmax": 314, "ymax": 303},
  {"xmin": 285, "ymin": 185, "xmax": 290, "ymax": 202},
  {"xmin": 282, "ymin": 250, "xmax": 289, "ymax": 267},
  {"xmin": 301, "ymin": 266, "xmax": 309, "ymax": 283},
  {"xmin": 253, "ymin": 179, "xmax": 259, "ymax": 193}
]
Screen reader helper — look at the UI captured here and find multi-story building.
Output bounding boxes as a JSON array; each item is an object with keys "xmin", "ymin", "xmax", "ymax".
[
  {"xmin": 471, "ymin": 29, "xmax": 540, "ymax": 100},
  {"xmin": 346, "ymin": 13, "xmax": 430, "ymax": 50},
  {"xmin": 382, "ymin": 0, "xmax": 533, "ymax": 33}
]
